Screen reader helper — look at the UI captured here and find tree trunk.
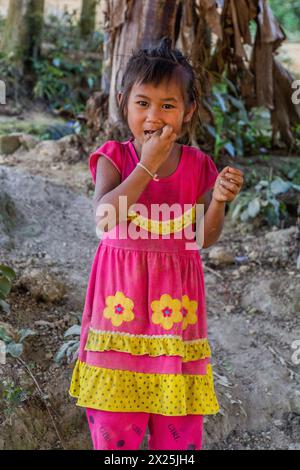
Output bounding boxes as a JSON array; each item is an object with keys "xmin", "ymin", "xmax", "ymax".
[
  {"xmin": 1, "ymin": 0, "xmax": 45, "ymax": 74},
  {"xmin": 80, "ymin": 0, "xmax": 97, "ymax": 38},
  {"xmin": 105, "ymin": 0, "xmax": 180, "ymax": 130}
]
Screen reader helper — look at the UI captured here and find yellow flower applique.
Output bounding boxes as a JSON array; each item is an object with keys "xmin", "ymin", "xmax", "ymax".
[
  {"xmin": 103, "ymin": 291, "xmax": 135, "ymax": 327},
  {"xmin": 181, "ymin": 295, "xmax": 198, "ymax": 330},
  {"xmin": 151, "ymin": 294, "xmax": 183, "ymax": 330}
]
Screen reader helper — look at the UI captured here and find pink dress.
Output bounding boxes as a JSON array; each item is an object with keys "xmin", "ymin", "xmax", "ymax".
[{"xmin": 69, "ymin": 137, "xmax": 220, "ymax": 416}]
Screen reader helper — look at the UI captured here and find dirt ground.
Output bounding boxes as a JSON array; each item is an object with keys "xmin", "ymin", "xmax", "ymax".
[{"xmin": 0, "ymin": 120, "xmax": 300, "ymax": 450}]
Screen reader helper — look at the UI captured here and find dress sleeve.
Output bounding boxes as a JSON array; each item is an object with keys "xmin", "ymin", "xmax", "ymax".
[
  {"xmin": 89, "ymin": 140, "xmax": 123, "ymax": 184},
  {"xmin": 196, "ymin": 150, "xmax": 219, "ymax": 198}
]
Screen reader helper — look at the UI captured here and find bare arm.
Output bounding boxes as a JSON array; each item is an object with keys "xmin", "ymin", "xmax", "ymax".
[
  {"xmin": 195, "ymin": 166, "xmax": 244, "ymax": 248},
  {"xmin": 93, "ymin": 156, "xmax": 154, "ymax": 232},
  {"xmin": 93, "ymin": 126, "xmax": 178, "ymax": 232},
  {"xmin": 195, "ymin": 191, "xmax": 225, "ymax": 248}
]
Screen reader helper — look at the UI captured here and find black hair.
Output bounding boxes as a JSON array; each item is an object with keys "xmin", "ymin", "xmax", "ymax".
[{"xmin": 118, "ymin": 37, "xmax": 201, "ymax": 144}]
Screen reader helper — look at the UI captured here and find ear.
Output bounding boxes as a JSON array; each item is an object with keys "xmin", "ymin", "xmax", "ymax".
[
  {"xmin": 183, "ymin": 100, "xmax": 197, "ymax": 123},
  {"xmin": 117, "ymin": 91, "xmax": 123, "ymax": 106}
]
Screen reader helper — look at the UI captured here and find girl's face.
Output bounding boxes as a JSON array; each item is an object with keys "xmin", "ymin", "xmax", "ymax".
[{"xmin": 120, "ymin": 79, "xmax": 196, "ymax": 148}]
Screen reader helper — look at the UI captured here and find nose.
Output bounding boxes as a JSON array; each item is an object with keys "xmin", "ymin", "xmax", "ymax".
[{"xmin": 146, "ymin": 106, "xmax": 163, "ymax": 124}]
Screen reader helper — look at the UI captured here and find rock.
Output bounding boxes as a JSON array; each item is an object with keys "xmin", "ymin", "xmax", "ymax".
[
  {"xmin": 55, "ymin": 134, "xmax": 83, "ymax": 164},
  {"xmin": 34, "ymin": 320, "xmax": 54, "ymax": 327},
  {"xmin": 0, "ymin": 134, "xmax": 21, "ymax": 154},
  {"xmin": 288, "ymin": 444, "xmax": 300, "ymax": 450},
  {"xmin": 33, "ymin": 140, "xmax": 60, "ymax": 161},
  {"xmin": 18, "ymin": 134, "xmax": 39, "ymax": 151},
  {"xmin": 17, "ymin": 268, "xmax": 67, "ymax": 303},
  {"xmin": 0, "ymin": 191, "xmax": 18, "ymax": 249},
  {"xmin": 208, "ymin": 246, "xmax": 235, "ymax": 265},
  {"xmin": 240, "ymin": 275, "xmax": 300, "ymax": 316},
  {"xmin": 290, "ymin": 393, "xmax": 300, "ymax": 415},
  {"xmin": 265, "ymin": 226, "xmax": 297, "ymax": 247}
]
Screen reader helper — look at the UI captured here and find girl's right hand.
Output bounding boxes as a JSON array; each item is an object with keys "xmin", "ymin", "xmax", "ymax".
[{"xmin": 140, "ymin": 124, "xmax": 177, "ymax": 174}]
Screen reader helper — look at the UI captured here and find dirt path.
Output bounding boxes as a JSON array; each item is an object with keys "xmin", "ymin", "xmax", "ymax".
[{"xmin": 0, "ymin": 139, "xmax": 300, "ymax": 449}]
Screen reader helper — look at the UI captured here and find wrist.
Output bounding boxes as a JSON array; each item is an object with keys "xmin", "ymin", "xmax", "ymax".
[
  {"xmin": 211, "ymin": 196, "xmax": 226, "ymax": 207},
  {"xmin": 135, "ymin": 163, "xmax": 153, "ymax": 179},
  {"xmin": 140, "ymin": 159, "xmax": 159, "ymax": 175}
]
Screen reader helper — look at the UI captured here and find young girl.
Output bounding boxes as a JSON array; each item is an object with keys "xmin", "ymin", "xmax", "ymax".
[{"xmin": 69, "ymin": 37, "xmax": 243, "ymax": 451}]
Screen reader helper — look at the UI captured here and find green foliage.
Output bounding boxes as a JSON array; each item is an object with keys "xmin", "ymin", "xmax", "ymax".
[
  {"xmin": 0, "ymin": 52, "xmax": 23, "ymax": 102},
  {"xmin": 228, "ymin": 177, "xmax": 300, "ymax": 227},
  {"xmin": 0, "ymin": 264, "xmax": 16, "ymax": 313},
  {"xmin": 0, "ymin": 326, "xmax": 37, "ymax": 359},
  {"xmin": 0, "ymin": 378, "xmax": 31, "ymax": 416},
  {"xmin": 269, "ymin": 0, "xmax": 300, "ymax": 40},
  {"xmin": 204, "ymin": 79, "xmax": 270, "ymax": 159},
  {"xmin": 55, "ymin": 324, "xmax": 81, "ymax": 364},
  {"xmin": 33, "ymin": 11, "xmax": 103, "ymax": 115}
]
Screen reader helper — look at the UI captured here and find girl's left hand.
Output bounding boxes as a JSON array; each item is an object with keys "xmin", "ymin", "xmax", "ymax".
[{"xmin": 213, "ymin": 166, "xmax": 244, "ymax": 203}]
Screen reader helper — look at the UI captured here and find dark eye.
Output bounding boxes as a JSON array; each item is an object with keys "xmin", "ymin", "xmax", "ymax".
[
  {"xmin": 163, "ymin": 104, "xmax": 175, "ymax": 109},
  {"xmin": 137, "ymin": 101, "xmax": 148, "ymax": 107}
]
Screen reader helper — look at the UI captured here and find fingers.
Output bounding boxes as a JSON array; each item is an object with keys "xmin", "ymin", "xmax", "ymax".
[
  {"xmin": 218, "ymin": 177, "xmax": 240, "ymax": 195},
  {"xmin": 219, "ymin": 166, "xmax": 244, "ymax": 188},
  {"xmin": 220, "ymin": 166, "xmax": 244, "ymax": 178}
]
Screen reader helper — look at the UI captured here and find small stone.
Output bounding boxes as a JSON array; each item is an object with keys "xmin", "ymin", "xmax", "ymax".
[
  {"xmin": 17, "ymin": 268, "xmax": 67, "ymax": 304},
  {"xmin": 208, "ymin": 247, "xmax": 235, "ymax": 266},
  {"xmin": 239, "ymin": 265, "xmax": 249, "ymax": 273},
  {"xmin": 0, "ymin": 134, "xmax": 21, "ymax": 154},
  {"xmin": 18, "ymin": 134, "xmax": 39, "ymax": 151},
  {"xmin": 34, "ymin": 320, "xmax": 54, "ymax": 327}
]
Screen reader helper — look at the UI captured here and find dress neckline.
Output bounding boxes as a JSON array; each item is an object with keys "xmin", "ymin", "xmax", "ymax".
[{"xmin": 127, "ymin": 137, "xmax": 185, "ymax": 182}]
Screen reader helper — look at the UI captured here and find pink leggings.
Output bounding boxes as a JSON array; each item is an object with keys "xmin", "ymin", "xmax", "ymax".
[{"xmin": 86, "ymin": 408, "xmax": 203, "ymax": 450}]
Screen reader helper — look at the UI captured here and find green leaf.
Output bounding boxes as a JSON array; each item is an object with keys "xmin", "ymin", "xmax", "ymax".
[
  {"xmin": 270, "ymin": 178, "xmax": 292, "ymax": 195},
  {"xmin": 0, "ymin": 276, "xmax": 11, "ymax": 299},
  {"xmin": 247, "ymin": 198, "xmax": 261, "ymax": 218},
  {"xmin": 224, "ymin": 142, "xmax": 235, "ymax": 157},
  {"xmin": 0, "ymin": 265, "xmax": 16, "ymax": 282},
  {"xmin": 0, "ymin": 327, "xmax": 13, "ymax": 343},
  {"xmin": 52, "ymin": 57, "xmax": 61, "ymax": 67},
  {"xmin": 6, "ymin": 342, "xmax": 23, "ymax": 358},
  {"xmin": 291, "ymin": 183, "xmax": 300, "ymax": 192},
  {"xmin": 240, "ymin": 208, "xmax": 250, "ymax": 222},
  {"xmin": 0, "ymin": 299, "xmax": 10, "ymax": 313},
  {"xmin": 228, "ymin": 95, "xmax": 245, "ymax": 110},
  {"xmin": 255, "ymin": 180, "xmax": 269, "ymax": 192},
  {"xmin": 18, "ymin": 329, "xmax": 37, "ymax": 343},
  {"xmin": 55, "ymin": 340, "xmax": 78, "ymax": 363},
  {"xmin": 64, "ymin": 325, "xmax": 81, "ymax": 337},
  {"xmin": 214, "ymin": 91, "xmax": 227, "ymax": 112},
  {"xmin": 230, "ymin": 202, "xmax": 241, "ymax": 220},
  {"xmin": 206, "ymin": 124, "xmax": 217, "ymax": 138},
  {"xmin": 87, "ymin": 77, "xmax": 94, "ymax": 88}
]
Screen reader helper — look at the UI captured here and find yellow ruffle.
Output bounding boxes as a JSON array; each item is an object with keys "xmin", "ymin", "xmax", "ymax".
[
  {"xmin": 69, "ymin": 359, "xmax": 220, "ymax": 416},
  {"xmin": 85, "ymin": 329, "xmax": 211, "ymax": 362},
  {"xmin": 127, "ymin": 205, "xmax": 196, "ymax": 235}
]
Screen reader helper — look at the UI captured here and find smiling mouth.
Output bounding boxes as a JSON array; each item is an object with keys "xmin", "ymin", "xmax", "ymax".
[{"xmin": 144, "ymin": 129, "xmax": 161, "ymax": 135}]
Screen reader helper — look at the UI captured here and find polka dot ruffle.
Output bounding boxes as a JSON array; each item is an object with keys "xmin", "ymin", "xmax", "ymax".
[
  {"xmin": 69, "ymin": 360, "xmax": 220, "ymax": 416},
  {"xmin": 85, "ymin": 329, "xmax": 211, "ymax": 362}
]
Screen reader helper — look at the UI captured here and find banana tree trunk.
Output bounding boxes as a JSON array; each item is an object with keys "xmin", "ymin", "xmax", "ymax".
[{"xmin": 104, "ymin": 0, "xmax": 180, "ymax": 129}]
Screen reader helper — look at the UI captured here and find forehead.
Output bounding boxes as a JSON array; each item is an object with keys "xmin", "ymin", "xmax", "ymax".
[{"xmin": 130, "ymin": 78, "xmax": 185, "ymax": 102}]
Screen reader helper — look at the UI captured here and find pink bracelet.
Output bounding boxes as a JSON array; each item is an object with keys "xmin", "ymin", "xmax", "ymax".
[{"xmin": 137, "ymin": 162, "xmax": 160, "ymax": 181}]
